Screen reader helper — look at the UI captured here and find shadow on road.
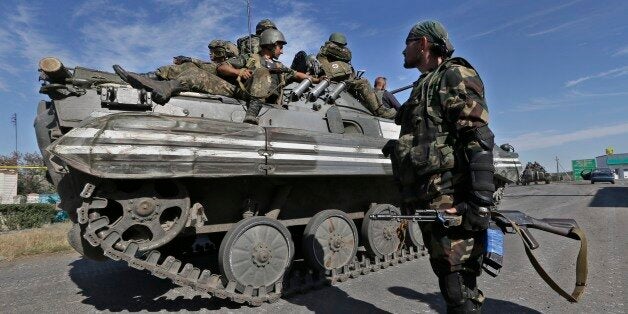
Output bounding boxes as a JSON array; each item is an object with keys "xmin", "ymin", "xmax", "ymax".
[
  {"xmin": 504, "ymin": 194, "xmax": 594, "ymax": 198},
  {"xmin": 589, "ymin": 187, "xmax": 628, "ymax": 207},
  {"xmin": 68, "ymin": 258, "xmax": 241, "ymax": 312},
  {"xmin": 285, "ymin": 284, "xmax": 391, "ymax": 313},
  {"xmin": 388, "ymin": 286, "xmax": 542, "ymax": 314}
]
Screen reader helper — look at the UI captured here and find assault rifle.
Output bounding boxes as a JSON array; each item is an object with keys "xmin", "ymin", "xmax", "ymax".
[
  {"xmin": 369, "ymin": 209, "xmax": 588, "ymax": 303},
  {"xmin": 371, "ymin": 209, "xmax": 580, "ymax": 246}
]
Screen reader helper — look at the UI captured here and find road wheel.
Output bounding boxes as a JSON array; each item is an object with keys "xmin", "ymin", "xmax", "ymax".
[
  {"xmin": 405, "ymin": 221, "xmax": 424, "ymax": 250},
  {"xmin": 362, "ymin": 204, "xmax": 402, "ymax": 258},
  {"xmin": 302, "ymin": 210, "xmax": 358, "ymax": 270},
  {"xmin": 219, "ymin": 216, "xmax": 294, "ymax": 294}
]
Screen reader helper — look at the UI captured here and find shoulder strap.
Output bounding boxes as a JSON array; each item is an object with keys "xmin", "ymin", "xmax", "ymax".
[{"xmin": 494, "ymin": 212, "xmax": 588, "ymax": 302}]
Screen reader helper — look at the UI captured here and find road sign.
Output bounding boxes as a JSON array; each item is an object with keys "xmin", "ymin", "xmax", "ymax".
[{"xmin": 571, "ymin": 159, "xmax": 596, "ymax": 181}]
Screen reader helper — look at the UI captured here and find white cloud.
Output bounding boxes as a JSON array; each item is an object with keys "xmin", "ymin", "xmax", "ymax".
[
  {"xmin": 0, "ymin": 1, "xmax": 328, "ymax": 90},
  {"xmin": 565, "ymin": 66, "xmax": 628, "ymax": 87},
  {"xmin": 507, "ymin": 122, "xmax": 628, "ymax": 151},
  {"xmin": 469, "ymin": 0, "xmax": 581, "ymax": 39},
  {"xmin": 507, "ymin": 89, "xmax": 628, "ymax": 112},
  {"xmin": 526, "ymin": 15, "xmax": 591, "ymax": 37},
  {"xmin": 613, "ymin": 46, "xmax": 628, "ymax": 57}
]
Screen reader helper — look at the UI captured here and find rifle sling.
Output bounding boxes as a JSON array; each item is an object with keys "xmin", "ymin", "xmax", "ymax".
[{"xmin": 494, "ymin": 212, "xmax": 588, "ymax": 303}]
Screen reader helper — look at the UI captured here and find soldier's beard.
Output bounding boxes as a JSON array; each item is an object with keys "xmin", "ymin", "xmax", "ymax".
[
  {"xmin": 403, "ymin": 51, "xmax": 421, "ymax": 69},
  {"xmin": 403, "ymin": 57, "xmax": 420, "ymax": 69}
]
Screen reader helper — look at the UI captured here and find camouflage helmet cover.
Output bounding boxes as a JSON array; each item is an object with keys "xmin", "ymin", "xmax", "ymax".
[
  {"xmin": 259, "ymin": 29, "xmax": 287, "ymax": 46},
  {"xmin": 328, "ymin": 32, "xmax": 347, "ymax": 46},
  {"xmin": 208, "ymin": 40, "xmax": 239, "ymax": 59},
  {"xmin": 256, "ymin": 19, "xmax": 277, "ymax": 35}
]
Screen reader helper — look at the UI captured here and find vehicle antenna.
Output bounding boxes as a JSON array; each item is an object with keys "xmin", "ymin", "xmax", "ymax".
[{"xmin": 246, "ymin": 0, "xmax": 253, "ymax": 54}]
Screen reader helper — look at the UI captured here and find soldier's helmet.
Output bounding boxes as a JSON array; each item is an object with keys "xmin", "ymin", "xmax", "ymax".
[
  {"xmin": 329, "ymin": 32, "xmax": 347, "ymax": 46},
  {"xmin": 256, "ymin": 19, "xmax": 277, "ymax": 35},
  {"xmin": 259, "ymin": 29, "xmax": 287, "ymax": 46},
  {"xmin": 208, "ymin": 40, "xmax": 239, "ymax": 59}
]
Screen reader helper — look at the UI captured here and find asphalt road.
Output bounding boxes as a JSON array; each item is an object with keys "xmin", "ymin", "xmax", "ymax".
[{"xmin": 0, "ymin": 181, "xmax": 626, "ymax": 313}]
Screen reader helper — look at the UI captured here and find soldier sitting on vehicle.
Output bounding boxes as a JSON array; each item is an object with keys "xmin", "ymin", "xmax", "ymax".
[
  {"xmin": 113, "ymin": 40, "xmax": 242, "ymax": 104},
  {"xmin": 237, "ymin": 19, "xmax": 277, "ymax": 56},
  {"xmin": 217, "ymin": 29, "xmax": 322, "ymax": 125},
  {"xmin": 316, "ymin": 33, "xmax": 397, "ymax": 119}
]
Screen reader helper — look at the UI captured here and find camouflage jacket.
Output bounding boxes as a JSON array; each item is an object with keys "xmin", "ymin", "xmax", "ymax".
[
  {"xmin": 316, "ymin": 41, "xmax": 354, "ymax": 81},
  {"xmin": 395, "ymin": 57, "xmax": 489, "ymax": 201},
  {"xmin": 225, "ymin": 53, "xmax": 296, "ymax": 81}
]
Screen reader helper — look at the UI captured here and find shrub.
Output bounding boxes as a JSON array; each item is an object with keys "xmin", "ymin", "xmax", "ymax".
[{"xmin": 0, "ymin": 204, "xmax": 58, "ymax": 231}]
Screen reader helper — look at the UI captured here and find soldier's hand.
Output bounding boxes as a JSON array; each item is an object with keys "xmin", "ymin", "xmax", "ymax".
[
  {"xmin": 445, "ymin": 207, "xmax": 458, "ymax": 214},
  {"xmin": 239, "ymin": 69, "xmax": 253, "ymax": 80}
]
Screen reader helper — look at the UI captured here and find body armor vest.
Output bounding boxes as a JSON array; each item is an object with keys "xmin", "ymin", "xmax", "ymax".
[{"xmin": 395, "ymin": 58, "xmax": 477, "ymax": 197}]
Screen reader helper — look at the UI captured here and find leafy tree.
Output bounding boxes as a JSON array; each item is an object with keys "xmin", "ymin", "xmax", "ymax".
[{"xmin": 0, "ymin": 151, "xmax": 55, "ymax": 194}]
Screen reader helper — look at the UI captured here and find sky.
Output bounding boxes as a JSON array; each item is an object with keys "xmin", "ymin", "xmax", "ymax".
[{"xmin": 0, "ymin": 0, "xmax": 626, "ymax": 171}]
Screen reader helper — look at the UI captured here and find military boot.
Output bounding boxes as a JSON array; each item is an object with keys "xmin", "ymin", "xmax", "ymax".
[
  {"xmin": 113, "ymin": 65, "xmax": 185, "ymax": 105},
  {"xmin": 243, "ymin": 100, "xmax": 264, "ymax": 125}
]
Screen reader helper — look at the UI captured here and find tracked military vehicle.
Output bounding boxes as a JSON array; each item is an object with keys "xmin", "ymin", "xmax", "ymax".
[
  {"xmin": 493, "ymin": 143, "xmax": 522, "ymax": 204},
  {"xmin": 521, "ymin": 162, "xmax": 551, "ymax": 185},
  {"xmin": 35, "ymin": 57, "xmax": 520, "ymax": 306}
]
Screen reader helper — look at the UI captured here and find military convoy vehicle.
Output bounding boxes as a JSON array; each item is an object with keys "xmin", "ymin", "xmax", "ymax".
[
  {"xmin": 493, "ymin": 144, "xmax": 522, "ymax": 204},
  {"xmin": 35, "ymin": 57, "xmax": 521, "ymax": 306},
  {"xmin": 521, "ymin": 162, "xmax": 551, "ymax": 185}
]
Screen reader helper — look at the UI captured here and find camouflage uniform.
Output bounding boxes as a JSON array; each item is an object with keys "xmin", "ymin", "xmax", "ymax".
[
  {"xmin": 226, "ymin": 52, "xmax": 296, "ymax": 105},
  {"xmin": 155, "ymin": 59, "xmax": 216, "ymax": 80},
  {"xmin": 237, "ymin": 19, "xmax": 278, "ymax": 56},
  {"xmin": 316, "ymin": 41, "xmax": 396, "ymax": 118},
  {"xmin": 393, "ymin": 41, "xmax": 494, "ymax": 312},
  {"xmin": 154, "ymin": 42, "xmax": 238, "ymax": 98}
]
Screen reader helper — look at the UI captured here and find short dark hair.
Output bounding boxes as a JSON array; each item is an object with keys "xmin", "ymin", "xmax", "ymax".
[{"xmin": 374, "ymin": 76, "xmax": 387, "ymax": 88}]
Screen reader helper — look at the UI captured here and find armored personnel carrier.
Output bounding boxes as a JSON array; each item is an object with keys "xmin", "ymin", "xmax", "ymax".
[
  {"xmin": 493, "ymin": 143, "xmax": 522, "ymax": 204},
  {"xmin": 35, "ymin": 57, "xmax": 520, "ymax": 306},
  {"xmin": 521, "ymin": 162, "xmax": 551, "ymax": 185}
]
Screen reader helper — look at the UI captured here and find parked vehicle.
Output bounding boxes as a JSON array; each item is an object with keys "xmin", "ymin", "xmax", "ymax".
[{"xmin": 590, "ymin": 168, "xmax": 615, "ymax": 184}]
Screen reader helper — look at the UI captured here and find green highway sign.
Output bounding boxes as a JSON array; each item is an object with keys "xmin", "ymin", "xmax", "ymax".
[{"xmin": 572, "ymin": 159, "xmax": 596, "ymax": 181}]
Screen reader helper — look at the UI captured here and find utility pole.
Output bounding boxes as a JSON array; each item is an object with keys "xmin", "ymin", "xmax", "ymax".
[
  {"xmin": 11, "ymin": 113, "xmax": 17, "ymax": 165},
  {"xmin": 555, "ymin": 156, "xmax": 560, "ymax": 181}
]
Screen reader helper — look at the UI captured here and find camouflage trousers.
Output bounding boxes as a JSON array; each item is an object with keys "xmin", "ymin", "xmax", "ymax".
[
  {"xmin": 418, "ymin": 194, "xmax": 484, "ymax": 275},
  {"xmin": 156, "ymin": 63, "xmax": 237, "ymax": 98},
  {"xmin": 346, "ymin": 78, "xmax": 382, "ymax": 113},
  {"xmin": 418, "ymin": 193, "xmax": 486, "ymax": 309}
]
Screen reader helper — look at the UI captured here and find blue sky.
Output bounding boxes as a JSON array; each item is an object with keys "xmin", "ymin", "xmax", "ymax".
[{"xmin": 0, "ymin": 0, "xmax": 626, "ymax": 171}]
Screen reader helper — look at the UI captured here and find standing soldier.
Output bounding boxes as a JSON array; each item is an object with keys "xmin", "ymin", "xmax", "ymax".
[
  {"xmin": 386, "ymin": 20, "xmax": 495, "ymax": 313},
  {"xmin": 218, "ymin": 29, "xmax": 320, "ymax": 124}
]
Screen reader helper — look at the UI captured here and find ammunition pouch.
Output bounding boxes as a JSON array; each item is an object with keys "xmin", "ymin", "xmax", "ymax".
[{"xmin": 408, "ymin": 140, "xmax": 456, "ymax": 177}]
